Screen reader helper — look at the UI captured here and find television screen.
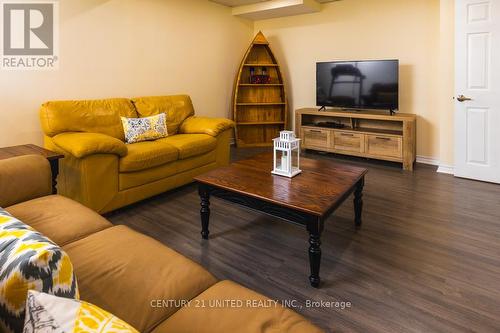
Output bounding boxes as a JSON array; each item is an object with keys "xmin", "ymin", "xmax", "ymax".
[{"xmin": 316, "ymin": 60, "xmax": 399, "ymax": 111}]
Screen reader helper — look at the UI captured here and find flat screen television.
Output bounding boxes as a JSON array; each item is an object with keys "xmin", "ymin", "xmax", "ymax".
[{"xmin": 316, "ymin": 59, "xmax": 399, "ymax": 112}]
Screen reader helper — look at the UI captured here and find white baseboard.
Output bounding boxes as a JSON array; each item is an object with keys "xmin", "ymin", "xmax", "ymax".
[
  {"xmin": 437, "ymin": 164, "xmax": 454, "ymax": 174},
  {"xmin": 229, "ymin": 148, "xmax": 455, "ymax": 174},
  {"xmin": 417, "ymin": 155, "xmax": 454, "ymax": 175},
  {"xmin": 416, "ymin": 155, "xmax": 439, "ymax": 166}
]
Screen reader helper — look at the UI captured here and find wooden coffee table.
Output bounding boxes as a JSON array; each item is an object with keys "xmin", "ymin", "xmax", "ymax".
[{"xmin": 194, "ymin": 153, "xmax": 368, "ymax": 287}]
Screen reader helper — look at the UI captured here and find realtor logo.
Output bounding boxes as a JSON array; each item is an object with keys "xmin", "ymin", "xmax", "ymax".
[{"xmin": 1, "ymin": 0, "xmax": 59, "ymax": 70}]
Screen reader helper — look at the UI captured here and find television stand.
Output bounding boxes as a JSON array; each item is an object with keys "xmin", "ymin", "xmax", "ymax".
[
  {"xmin": 341, "ymin": 108, "xmax": 364, "ymax": 112},
  {"xmin": 295, "ymin": 108, "xmax": 416, "ymax": 170},
  {"xmin": 321, "ymin": 107, "xmax": 397, "ymax": 115},
  {"xmin": 339, "ymin": 108, "xmax": 396, "ymax": 115}
]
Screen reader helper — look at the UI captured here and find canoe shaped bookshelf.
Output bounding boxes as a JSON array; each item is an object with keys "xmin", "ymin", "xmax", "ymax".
[{"xmin": 233, "ymin": 31, "xmax": 288, "ymax": 148}]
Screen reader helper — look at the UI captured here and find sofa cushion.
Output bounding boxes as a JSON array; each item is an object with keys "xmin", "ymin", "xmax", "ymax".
[
  {"xmin": 158, "ymin": 134, "xmax": 216, "ymax": 160},
  {"xmin": 151, "ymin": 280, "xmax": 324, "ymax": 333},
  {"xmin": 0, "ymin": 209, "xmax": 79, "ymax": 333},
  {"xmin": 119, "ymin": 151, "xmax": 217, "ymax": 190},
  {"xmin": 0, "ymin": 155, "xmax": 52, "ymax": 208},
  {"xmin": 179, "ymin": 116, "xmax": 235, "ymax": 137},
  {"xmin": 131, "ymin": 95, "xmax": 195, "ymax": 135},
  {"xmin": 52, "ymin": 132, "xmax": 128, "ymax": 158},
  {"xmin": 120, "ymin": 141, "xmax": 179, "ymax": 172},
  {"xmin": 5, "ymin": 195, "xmax": 112, "ymax": 246},
  {"xmin": 62, "ymin": 225, "xmax": 218, "ymax": 333},
  {"xmin": 40, "ymin": 98, "xmax": 138, "ymax": 141}
]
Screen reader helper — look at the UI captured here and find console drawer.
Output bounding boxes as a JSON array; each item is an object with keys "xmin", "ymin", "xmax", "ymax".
[
  {"xmin": 302, "ymin": 128, "xmax": 330, "ymax": 149},
  {"xmin": 333, "ymin": 131, "xmax": 364, "ymax": 153},
  {"xmin": 366, "ymin": 134, "xmax": 402, "ymax": 158}
]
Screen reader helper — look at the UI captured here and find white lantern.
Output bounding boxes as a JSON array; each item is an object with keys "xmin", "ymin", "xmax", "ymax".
[{"xmin": 272, "ymin": 130, "xmax": 302, "ymax": 178}]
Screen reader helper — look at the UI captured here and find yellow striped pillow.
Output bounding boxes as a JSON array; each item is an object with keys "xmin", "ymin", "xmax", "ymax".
[{"xmin": 24, "ymin": 290, "xmax": 139, "ymax": 333}]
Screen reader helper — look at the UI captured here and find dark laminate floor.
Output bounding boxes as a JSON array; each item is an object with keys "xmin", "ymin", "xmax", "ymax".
[{"xmin": 107, "ymin": 148, "xmax": 500, "ymax": 333}]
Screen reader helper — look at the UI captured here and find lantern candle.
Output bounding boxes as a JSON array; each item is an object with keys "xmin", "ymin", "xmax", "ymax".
[{"xmin": 272, "ymin": 131, "xmax": 302, "ymax": 178}]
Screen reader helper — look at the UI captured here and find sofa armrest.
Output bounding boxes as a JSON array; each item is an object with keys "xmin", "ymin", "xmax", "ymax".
[
  {"xmin": 0, "ymin": 155, "xmax": 52, "ymax": 207},
  {"xmin": 179, "ymin": 116, "xmax": 234, "ymax": 137},
  {"xmin": 52, "ymin": 132, "xmax": 128, "ymax": 159}
]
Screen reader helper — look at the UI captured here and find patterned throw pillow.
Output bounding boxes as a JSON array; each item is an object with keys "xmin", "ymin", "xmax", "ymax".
[
  {"xmin": 23, "ymin": 290, "xmax": 139, "ymax": 333},
  {"xmin": 121, "ymin": 113, "xmax": 168, "ymax": 143},
  {"xmin": 0, "ymin": 208, "xmax": 79, "ymax": 333}
]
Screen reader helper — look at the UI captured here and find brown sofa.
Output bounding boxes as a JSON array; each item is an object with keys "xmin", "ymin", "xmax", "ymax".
[{"xmin": 0, "ymin": 155, "xmax": 323, "ymax": 333}]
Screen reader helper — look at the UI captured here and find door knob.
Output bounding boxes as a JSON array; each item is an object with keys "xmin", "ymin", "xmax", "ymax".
[{"xmin": 457, "ymin": 95, "xmax": 472, "ymax": 102}]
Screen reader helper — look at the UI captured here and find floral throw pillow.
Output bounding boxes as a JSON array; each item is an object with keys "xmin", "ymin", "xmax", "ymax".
[{"xmin": 121, "ymin": 113, "xmax": 168, "ymax": 143}]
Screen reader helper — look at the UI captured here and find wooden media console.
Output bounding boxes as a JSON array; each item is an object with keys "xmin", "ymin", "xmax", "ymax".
[{"xmin": 295, "ymin": 108, "xmax": 416, "ymax": 170}]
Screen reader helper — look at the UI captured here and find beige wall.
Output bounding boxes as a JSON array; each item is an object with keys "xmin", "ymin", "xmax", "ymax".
[
  {"xmin": 255, "ymin": 0, "xmax": 455, "ymax": 162},
  {"xmin": 0, "ymin": 0, "xmax": 455, "ymax": 163},
  {"xmin": 438, "ymin": 0, "xmax": 455, "ymax": 165},
  {"xmin": 0, "ymin": 0, "xmax": 253, "ymax": 147}
]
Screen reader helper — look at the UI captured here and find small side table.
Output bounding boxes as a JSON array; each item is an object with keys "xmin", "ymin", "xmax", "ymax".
[{"xmin": 0, "ymin": 144, "xmax": 64, "ymax": 194}]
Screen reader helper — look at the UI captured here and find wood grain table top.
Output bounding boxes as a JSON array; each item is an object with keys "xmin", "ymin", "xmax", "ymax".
[
  {"xmin": 195, "ymin": 153, "xmax": 368, "ymax": 217},
  {"xmin": 0, "ymin": 144, "xmax": 63, "ymax": 161}
]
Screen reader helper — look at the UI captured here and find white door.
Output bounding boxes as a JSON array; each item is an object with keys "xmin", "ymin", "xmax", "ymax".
[{"xmin": 455, "ymin": 0, "xmax": 500, "ymax": 183}]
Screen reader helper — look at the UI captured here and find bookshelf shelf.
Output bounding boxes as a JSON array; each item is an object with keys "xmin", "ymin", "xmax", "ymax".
[{"xmin": 233, "ymin": 32, "xmax": 288, "ymax": 148}]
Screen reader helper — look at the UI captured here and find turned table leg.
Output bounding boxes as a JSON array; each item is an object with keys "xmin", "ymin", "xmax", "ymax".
[
  {"xmin": 49, "ymin": 159, "xmax": 60, "ymax": 194},
  {"xmin": 199, "ymin": 186, "xmax": 211, "ymax": 240},
  {"xmin": 354, "ymin": 177, "xmax": 364, "ymax": 228},
  {"xmin": 308, "ymin": 233, "xmax": 322, "ymax": 288},
  {"xmin": 307, "ymin": 219, "xmax": 324, "ymax": 288}
]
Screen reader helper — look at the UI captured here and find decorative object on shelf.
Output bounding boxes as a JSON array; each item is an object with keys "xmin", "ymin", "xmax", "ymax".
[
  {"xmin": 272, "ymin": 130, "xmax": 301, "ymax": 178},
  {"xmin": 250, "ymin": 67, "xmax": 271, "ymax": 84},
  {"xmin": 250, "ymin": 74, "xmax": 271, "ymax": 84},
  {"xmin": 233, "ymin": 31, "xmax": 288, "ymax": 147}
]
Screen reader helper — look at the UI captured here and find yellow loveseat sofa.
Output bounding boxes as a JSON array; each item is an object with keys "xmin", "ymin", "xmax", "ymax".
[{"xmin": 40, "ymin": 95, "xmax": 234, "ymax": 213}]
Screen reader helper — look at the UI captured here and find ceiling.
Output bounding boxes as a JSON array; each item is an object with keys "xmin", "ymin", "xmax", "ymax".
[
  {"xmin": 210, "ymin": 0, "xmax": 338, "ymax": 20},
  {"xmin": 211, "ymin": 0, "xmax": 270, "ymax": 6},
  {"xmin": 212, "ymin": 0, "xmax": 336, "ymax": 6}
]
